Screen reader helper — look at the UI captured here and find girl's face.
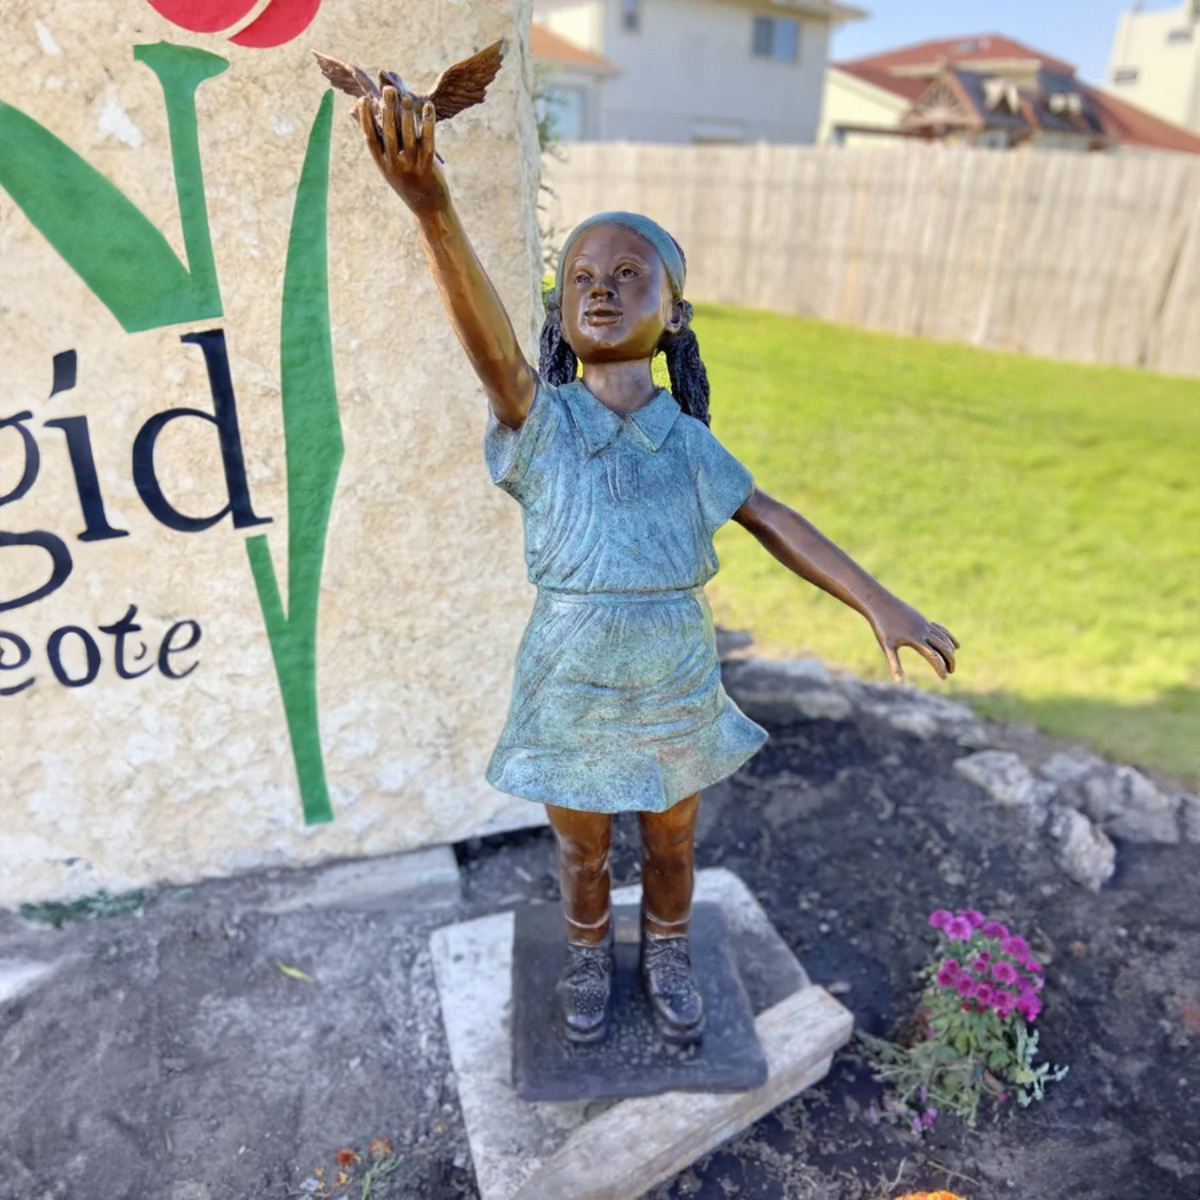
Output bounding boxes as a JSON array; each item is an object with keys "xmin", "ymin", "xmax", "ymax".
[{"xmin": 559, "ymin": 224, "xmax": 684, "ymax": 365}]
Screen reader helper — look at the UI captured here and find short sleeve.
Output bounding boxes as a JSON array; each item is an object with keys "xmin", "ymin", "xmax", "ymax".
[
  {"xmin": 693, "ymin": 425, "xmax": 754, "ymax": 534},
  {"xmin": 483, "ymin": 378, "xmax": 562, "ymax": 505}
]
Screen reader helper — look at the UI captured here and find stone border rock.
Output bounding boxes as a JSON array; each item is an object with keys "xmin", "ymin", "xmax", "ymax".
[{"xmin": 719, "ymin": 646, "xmax": 1199, "ymax": 895}]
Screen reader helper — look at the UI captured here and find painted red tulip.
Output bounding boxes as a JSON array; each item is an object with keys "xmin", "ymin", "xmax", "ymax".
[{"xmin": 148, "ymin": 0, "xmax": 322, "ymax": 48}]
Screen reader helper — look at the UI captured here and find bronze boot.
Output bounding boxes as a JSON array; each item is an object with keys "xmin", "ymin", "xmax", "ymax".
[
  {"xmin": 555, "ymin": 930, "xmax": 614, "ymax": 1044},
  {"xmin": 640, "ymin": 931, "xmax": 705, "ymax": 1045}
]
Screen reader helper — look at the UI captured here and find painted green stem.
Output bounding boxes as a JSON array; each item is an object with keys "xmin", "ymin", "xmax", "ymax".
[
  {"xmin": 245, "ymin": 91, "xmax": 342, "ymax": 826},
  {"xmin": 0, "ymin": 43, "xmax": 225, "ymax": 333}
]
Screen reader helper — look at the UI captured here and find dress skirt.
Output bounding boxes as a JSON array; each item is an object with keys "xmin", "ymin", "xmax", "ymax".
[{"xmin": 486, "ymin": 586, "xmax": 768, "ymax": 814}]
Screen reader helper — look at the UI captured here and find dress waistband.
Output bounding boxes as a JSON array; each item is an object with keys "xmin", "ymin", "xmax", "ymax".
[{"xmin": 537, "ymin": 586, "xmax": 703, "ymax": 605}]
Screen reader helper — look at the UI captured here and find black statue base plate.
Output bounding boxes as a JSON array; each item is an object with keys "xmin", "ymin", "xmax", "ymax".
[{"xmin": 511, "ymin": 903, "xmax": 768, "ymax": 1103}]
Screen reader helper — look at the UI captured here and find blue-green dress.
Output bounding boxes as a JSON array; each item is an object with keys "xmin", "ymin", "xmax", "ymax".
[{"xmin": 484, "ymin": 378, "xmax": 768, "ymax": 814}]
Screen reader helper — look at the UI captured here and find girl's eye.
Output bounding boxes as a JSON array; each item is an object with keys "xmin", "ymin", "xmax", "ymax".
[
  {"xmin": 574, "ymin": 273, "xmax": 592, "ymax": 285},
  {"xmin": 617, "ymin": 266, "xmax": 638, "ymax": 279}
]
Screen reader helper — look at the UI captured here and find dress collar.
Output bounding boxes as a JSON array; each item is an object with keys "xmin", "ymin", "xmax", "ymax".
[{"xmin": 564, "ymin": 382, "xmax": 681, "ymax": 456}]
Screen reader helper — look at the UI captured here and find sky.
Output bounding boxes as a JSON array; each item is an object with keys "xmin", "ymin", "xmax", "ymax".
[{"xmin": 827, "ymin": 1, "xmax": 1186, "ymax": 85}]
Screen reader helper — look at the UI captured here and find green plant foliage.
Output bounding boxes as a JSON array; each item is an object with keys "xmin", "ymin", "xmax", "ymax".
[
  {"xmin": 19, "ymin": 888, "xmax": 149, "ymax": 929},
  {"xmin": 858, "ymin": 908, "xmax": 1068, "ymax": 1131}
]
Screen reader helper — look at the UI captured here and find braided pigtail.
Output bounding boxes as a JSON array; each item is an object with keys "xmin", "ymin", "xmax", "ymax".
[
  {"xmin": 659, "ymin": 302, "xmax": 711, "ymax": 427},
  {"xmin": 538, "ymin": 292, "xmax": 578, "ymax": 386}
]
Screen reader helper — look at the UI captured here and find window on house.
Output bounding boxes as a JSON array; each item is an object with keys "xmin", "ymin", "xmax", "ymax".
[
  {"xmin": 1113, "ymin": 67, "xmax": 1139, "ymax": 84},
  {"xmin": 621, "ymin": 0, "xmax": 640, "ymax": 33},
  {"xmin": 1168, "ymin": 28, "xmax": 1194, "ymax": 43},
  {"xmin": 541, "ymin": 85, "xmax": 587, "ymax": 141},
  {"xmin": 752, "ymin": 16, "xmax": 799, "ymax": 62}
]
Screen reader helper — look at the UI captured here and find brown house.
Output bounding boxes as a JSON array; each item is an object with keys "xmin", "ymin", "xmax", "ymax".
[{"xmin": 824, "ymin": 33, "xmax": 1200, "ymax": 154}]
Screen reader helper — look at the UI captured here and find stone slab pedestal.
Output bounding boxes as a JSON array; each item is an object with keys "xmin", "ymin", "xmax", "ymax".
[
  {"xmin": 512, "ymin": 902, "xmax": 768, "ymax": 1102},
  {"xmin": 430, "ymin": 868, "xmax": 855, "ymax": 1200}
]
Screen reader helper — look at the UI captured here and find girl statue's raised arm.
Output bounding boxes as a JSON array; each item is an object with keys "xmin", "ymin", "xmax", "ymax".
[{"xmin": 357, "ymin": 87, "xmax": 536, "ymax": 429}]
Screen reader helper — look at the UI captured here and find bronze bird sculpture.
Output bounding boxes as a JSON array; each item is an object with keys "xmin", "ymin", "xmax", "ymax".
[{"xmin": 313, "ymin": 40, "xmax": 505, "ymax": 160}]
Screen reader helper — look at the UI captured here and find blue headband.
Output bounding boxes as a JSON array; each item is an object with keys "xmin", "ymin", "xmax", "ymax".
[{"xmin": 554, "ymin": 211, "xmax": 687, "ymax": 301}]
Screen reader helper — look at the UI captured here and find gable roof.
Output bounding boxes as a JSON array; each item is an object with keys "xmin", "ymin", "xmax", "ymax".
[
  {"xmin": 834, "ymin": 63, "xmax": 928, "ymax": 102},
  {"xmin": 833, "ymin": 31, "xmax": 1200, "ymax": 154},
  {"xmin": 1084, "ymin": 85, "xmax": 1200, "ymax": 155},
  {"xmin": 531, "ymin": 24, "xmax": 617, "ymax": 73},
  {"xmin": 841, "ymin": 33, "xmax": 1075, "ymax": 78}
]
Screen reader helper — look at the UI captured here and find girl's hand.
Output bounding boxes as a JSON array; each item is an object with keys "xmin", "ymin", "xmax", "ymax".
[
  {"xmin": 867, "ymin": 596, "xmax": 959, "ymax": 682},
  {"xmin": 357, "ymin": 87, "xmax": 449, "ymax": 218}
]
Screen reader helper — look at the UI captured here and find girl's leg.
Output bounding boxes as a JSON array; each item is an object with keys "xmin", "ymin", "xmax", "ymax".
[
  {"xmin": 637, "ymin": 792, "xmax": 700, "ymax": 937},
  {"xmin": 637, "ymin": 792, "xmax": 704, "ymax": 1043},
  {"xmin": 545, "ymin": 803, "xmax": 615, "ymax": 1043},
  {"xmin": 546, "ymin": 803, "xmax": 613, "ymax": 943}
]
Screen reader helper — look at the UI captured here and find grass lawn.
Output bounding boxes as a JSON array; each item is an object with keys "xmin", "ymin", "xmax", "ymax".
[{"xmin": 679, "ymin": 306, "xmax": 1200, "ymax": 786}]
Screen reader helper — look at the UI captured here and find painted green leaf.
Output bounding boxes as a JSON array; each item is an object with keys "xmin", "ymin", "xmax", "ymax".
[
  {"xmin": 246, "ymin": 90, "xmax": 342, "ymax": 826},
  {"xmin": 0, "ymin": 43, "xmax": 225, "ymax": 333}
]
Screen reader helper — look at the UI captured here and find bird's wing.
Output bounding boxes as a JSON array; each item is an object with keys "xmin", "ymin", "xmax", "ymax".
[
  {"xmin": 312, "ymin": 51, "xmax": 381, "ymax": 101},
  {"xmin": 429, "ymin": 39, "xmax": 505, "ymax": 121},
  {"xmin": 378, "ymin": 69, "xmax": 409, "ymax": 96}
]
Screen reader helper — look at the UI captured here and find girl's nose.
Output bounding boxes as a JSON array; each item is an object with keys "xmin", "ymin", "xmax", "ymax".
[{"xmin": 589, "ymin": 275, "xmax": 615, "ymax": 298}]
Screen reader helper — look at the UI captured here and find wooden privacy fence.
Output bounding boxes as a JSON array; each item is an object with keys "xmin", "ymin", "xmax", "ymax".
[{"xmin": 542, "ymin": 142, "xmax": 1200, "ymax": 377}]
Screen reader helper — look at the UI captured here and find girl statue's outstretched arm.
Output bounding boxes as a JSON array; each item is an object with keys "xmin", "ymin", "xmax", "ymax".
[
  {"xmin": 734, "ymin": 488, "xmax": 959, "ymax": 683},
  {"xmin": 358, "ymin": 87, "xmax": 537, "ymax": 429}
]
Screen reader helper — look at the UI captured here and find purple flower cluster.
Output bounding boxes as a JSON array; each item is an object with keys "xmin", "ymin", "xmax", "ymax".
[{"xmin": 928, "ymin": 908, "xmax": 1045, "ymax": 1022}]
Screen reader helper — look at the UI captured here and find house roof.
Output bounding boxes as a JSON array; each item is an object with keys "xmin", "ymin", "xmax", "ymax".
[
  {"xmin": 531, "ymin": 24, "xmax": 617, "ymax": 73},
  {"xmin": 1083, "ymin": 85, "xmax": 1200, "ymax": 155},
  {"xmin": 834, "ymin": 31, "xmax": 1200, "ymax": 154},
  {"xmin": 840, "ymin": 33, "xmax": 1075, "ymax": 78},
  {"xmin": 811, "ymin": 0, "xmax": 870, "ymax": 20},
  {"xmin": 833, "ymin": 63, "xmax": 929, "ymax": 103}
]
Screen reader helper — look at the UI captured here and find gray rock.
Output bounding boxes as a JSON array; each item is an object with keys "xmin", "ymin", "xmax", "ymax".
[
  {"xmin": 1081, "ymin": 767, "xmax": 1180, "ymax": 846},
  {"xmin": 885, "ymin": 708, "xmax": 941, "ymax": 740},
  {"xmin": 953, "ymin": 723, "xmax": 997, "ymax": 749},
  {"xmin": 1039, "ymin": 750, "xmax": 1180, "ymax": 846},
  {"xmin": 1039, "ymin": 748, "xmax": 1108, "ymax": 787},
  {"xmin": 789, "ymin": 689, "xmax": 854, "ymax": 722},
  {"xmin": 1049, "ymin": 806, "xmax": 1117, "ymax": 891},
  {"xmin": 1181, "ymin": 795, "xmax": 1200, "ymax": 844},
  {"xmin": 723, "ymin": 659, "xmax": 850, "ymax": 721},
  {"xmin": 954, "ymin": 751, "xmax": 1053, "ymax": 825},
  {"xmin": 756, "ymin": 658, "xmax": 834, "ymax": 687},
  {"xmin": 843, "ymin": 680, "xmax": 983, "ymax": 742}
]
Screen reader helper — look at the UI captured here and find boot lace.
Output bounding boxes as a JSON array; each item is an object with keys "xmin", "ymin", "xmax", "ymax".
[
  {"xmin": 644, "ymin": 938, "xmax": 693, "ymax": 990},
  {"xmin": 563, "ymin": 944, "xmax": 612, "ymax": 986}
]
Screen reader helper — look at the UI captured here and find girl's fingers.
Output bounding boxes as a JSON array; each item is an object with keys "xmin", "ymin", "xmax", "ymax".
[
  {"xmin": 381, "ymin": 86, "xmax": 401, "ymax": 163},
  {"xmin": 926, "ymin": 635, "xmax": 955, "ymax": 675},
  {"xmin": 883, "ymin": 641, "xmax": 904, "ymax": 684},
  {"xmin": 911, "ymin": 640, "xmax": 948, "ymax": 681},
  {"xmin": 418, "ymin": 101, "xmax": 437, "ymax": 173},
  {"xmin": 928, "ymin": 629, "xmax": 956, "ymax": 673},
  {"xmin": 400, "ymin": 93, "xmax": 416, "ymax": 159},
  {"xmin": 932, "ymin": 622, "xmax": 961, "ymax": 650},
  {"xmin": 356, "ymin": 98, "xmax": 384, "ymax": 164}
]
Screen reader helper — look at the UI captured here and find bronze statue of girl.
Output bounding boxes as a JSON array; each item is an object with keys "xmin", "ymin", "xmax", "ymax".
[{"xmin": 354, "ymin": 86, "xmax": 958, "ymax": 1046}]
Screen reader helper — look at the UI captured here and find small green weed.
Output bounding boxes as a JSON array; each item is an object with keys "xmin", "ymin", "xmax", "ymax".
[{"xmin": 19, "ymin": 888, "xmax": 149, "ymax": 929}]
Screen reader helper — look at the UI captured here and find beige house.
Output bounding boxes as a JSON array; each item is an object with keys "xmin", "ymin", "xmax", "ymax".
[
  {"xmin": 1108, "ymin": 0, "xmax": 1200, "ymax": 132},
  {"xmin": 820, "ymin": 33, "xmax": 1200, "ymax": 155},
  {"xmin": 533, "ymin": 23, "xmax": 619, "ymax": 141},
  {"xmin": 532, "ymin": 0, "xmax": 865, "ymax": 144},
  {"xmin": 818, "ymin": 61, "xmax": 925, "ymax": 146}
]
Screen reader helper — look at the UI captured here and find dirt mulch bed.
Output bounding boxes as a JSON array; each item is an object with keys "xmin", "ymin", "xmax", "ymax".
[{"xmin": 456, "ymin": 692, "xmax": 1200, "ymax": 1200}]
